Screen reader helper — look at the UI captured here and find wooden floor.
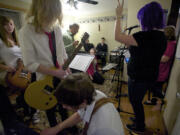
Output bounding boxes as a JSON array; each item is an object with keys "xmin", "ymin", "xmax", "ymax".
[{"xmin": 110, "ymin": 84, "xmax": 167, "ymax": 135}]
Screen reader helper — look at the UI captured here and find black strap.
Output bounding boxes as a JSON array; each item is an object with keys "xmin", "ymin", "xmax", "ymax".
[{"xmin": 51, "ymin": 31, "xmax": 58, "ymax": 67}]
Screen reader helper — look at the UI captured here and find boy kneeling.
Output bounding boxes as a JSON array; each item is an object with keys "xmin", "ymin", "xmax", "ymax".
[{"xmin": 41, "ymin": 73, "xmax": 124, "ymax": 135}]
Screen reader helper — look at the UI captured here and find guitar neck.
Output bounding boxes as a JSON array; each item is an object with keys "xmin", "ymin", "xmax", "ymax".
[{"xmin": 62, "ymin": 43, "xmax": 83, "ymax": 70}]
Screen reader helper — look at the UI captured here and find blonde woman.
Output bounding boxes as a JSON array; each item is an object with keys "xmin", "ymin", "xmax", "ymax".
[
  {"xmin": 0, "ymin": 15, "xmax": 38, "ymax": 122},
  {"xmin": 0, "ymin": 16, "xmax": 21, "ymax": 82},
  {"xmin": 19, "ymin": 0, "xmax": 69, "ymax": 127}
]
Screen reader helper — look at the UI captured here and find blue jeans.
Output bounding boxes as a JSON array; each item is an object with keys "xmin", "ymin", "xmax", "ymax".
[{"xmin": 128, "ymin": 78, "xmax": 154, "ymax": 128}]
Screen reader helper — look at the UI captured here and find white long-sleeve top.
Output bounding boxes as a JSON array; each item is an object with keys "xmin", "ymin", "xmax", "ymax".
[
  {"xmin": 18, "ymin": 23, "xmax": 67, "ymax": 80},
  {"xmin": 0, "ymin": 39, "xmax": 22, "ymax": 81},
  {"xmin": 0, "ymin": 39, "xmax": 22, "ymax": 68}
]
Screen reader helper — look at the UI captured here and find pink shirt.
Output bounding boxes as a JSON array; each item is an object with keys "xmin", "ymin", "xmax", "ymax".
[
  {"xmin": 87, "ymin": 58, "xmax": 98, "ymax": 76},
  {"xmin": 157, "ymin": 41, "xmax": 176, "ymax": 82}
]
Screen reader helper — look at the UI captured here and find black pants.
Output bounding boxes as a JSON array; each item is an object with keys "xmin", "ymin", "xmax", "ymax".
[
  {"xmin": 46, "ymin": 104, "xmax": 68, "ymax": 127},
  {"xmin": 0, "ymin": 85, "xmax": 17, "ymax": 121},
  {"xmin": 92, "ymin": 72, "xmax": 104, "ymax": 84},
  {"xmin": 128, "ymin": 78, "xmax": 154, "ymax": 128},
  {"xmin": 101, "ymin": 56, "xmax": 106, "ymax": 67},
  {"xmin": 96, "ymin": 54, "xmax": 106, "ymax": 67},
  {"xmin": 16, "ymin": 93, "xmax": 36, "ymax": 116},
  {"xmin": 150, "ymin": 81, "xmax": 164, "ymax": 98},
  {"xmin": 16, "ymin": 72, "xmax": 37, "ymax": 117},
  {"xmin": 46, "ymin": 77, "xmax": 68, "ymax": 127},
  {"xmin": 0, "ymin": 85, "xmax": 39, "ymax": 135}
]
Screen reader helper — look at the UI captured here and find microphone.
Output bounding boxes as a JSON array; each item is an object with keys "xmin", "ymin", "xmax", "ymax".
[{"xmin": 125, "ymin": 25, "xmax": 139, "ymax": 31}]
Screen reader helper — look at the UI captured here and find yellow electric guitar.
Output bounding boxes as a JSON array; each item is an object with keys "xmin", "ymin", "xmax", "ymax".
[
  {"xmin": 6, "ymin": 59, "xmax": 31, "ymax": 90},
  {"xmin": 24, "ymin": 32, "xmax": 89, "ymax": 110}
]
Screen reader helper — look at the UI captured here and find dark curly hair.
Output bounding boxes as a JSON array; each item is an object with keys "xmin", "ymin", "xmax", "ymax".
[{"xmin": 55, "ymin": 73, "xmax": 96, "ymax": 107}]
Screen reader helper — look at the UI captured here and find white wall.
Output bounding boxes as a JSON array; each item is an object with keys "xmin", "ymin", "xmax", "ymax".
[
  {"xmin": 176, "ymin": 33, "xmax": 180, "ymax": 59},
  {"xmin": 62, "ymin": 14, "xmax": 76, "ymax": 33},
  {"xmin": 0, "ymin": 0, "xmax": 30, "ymax": 11},
  {"xmin": 171, "ymin": 112, "xmax": 180, "ymax": 135},
  {"xmin": 163, "ymin": 58, "xmax": 180, "ymax": 134},
  {"xmin": 74, "ymin": 10, "xmax": 127, "ymax": 53},
  {"xmin": 163, "ymin": 34, "xmax": 180, "ymax": 134}
]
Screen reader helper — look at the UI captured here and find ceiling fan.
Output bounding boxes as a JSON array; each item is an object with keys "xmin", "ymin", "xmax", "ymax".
[
  {"xmin": 78, "ymin": 0, "xmax": 98, "ymax": 5},
  {"xmin": 67, "ymin": 0, "xmax": 98, "ymax": 8}
]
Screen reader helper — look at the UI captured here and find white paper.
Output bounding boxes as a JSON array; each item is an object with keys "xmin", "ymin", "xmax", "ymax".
[
  {"xmin": 69, "ymin": 54, "xmax": 95, "ymax": 72},
  {"xmin": 102, "ymin": 63, "xmax": 117, "ymax": 70}
]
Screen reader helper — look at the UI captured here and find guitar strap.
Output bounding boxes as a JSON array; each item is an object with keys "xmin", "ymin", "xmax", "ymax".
[
  {"xmin": 45, "ymin": 31, "xmax": 61, "ymax": 88},
  {"xmin": 45, "ymin": 31, "xmax": 60, "ymax": 68},
  {"xmin": 82, "ymin": 98, "xmax": 114, "ymax": 135}
]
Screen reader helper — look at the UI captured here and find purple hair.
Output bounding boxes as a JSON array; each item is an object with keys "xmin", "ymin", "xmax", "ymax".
[{"xmin": 137, "ymin": 1, "xmax": 165, "ymax": 31}]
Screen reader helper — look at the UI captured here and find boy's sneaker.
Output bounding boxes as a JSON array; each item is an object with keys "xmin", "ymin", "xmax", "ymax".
[
  {"xmin": 144, "ymin": 98, "xmax": 157, "ymax": 105},
  {"xmin": 32, "ymin": 111, "xmax": 40, "ymax": 124}
]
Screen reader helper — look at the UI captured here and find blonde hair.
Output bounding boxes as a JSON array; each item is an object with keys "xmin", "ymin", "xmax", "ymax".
[
  {"xmin": 0, "ymin": 16, "xmax": 19, "ymax": 47},
  {"xmin": 164, "ymin": 25, "xmax": 176, "ymax": 41},
  {"xmin": 26, "ymin": 0, "xmax": 63, "ymax": 33}
]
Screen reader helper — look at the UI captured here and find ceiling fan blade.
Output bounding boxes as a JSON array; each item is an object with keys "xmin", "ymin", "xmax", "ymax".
[{"xmin": 78, "ymin": 0, "xmax": 98, "ymax": 5}]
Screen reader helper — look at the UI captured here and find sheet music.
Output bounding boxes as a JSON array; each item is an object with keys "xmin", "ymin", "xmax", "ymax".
[
  {"xmin": 102, "ymin": 63, "xmax": 117, "ymax": 70},
  {"xmin": 69, "ymin": 54, "xmax": 94, "ymax": 72}
]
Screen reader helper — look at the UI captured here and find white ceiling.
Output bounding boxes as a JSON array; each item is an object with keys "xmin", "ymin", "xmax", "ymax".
[{"xmin": 18, "ymin": 0, "xmax": 127, "ymax": 16}]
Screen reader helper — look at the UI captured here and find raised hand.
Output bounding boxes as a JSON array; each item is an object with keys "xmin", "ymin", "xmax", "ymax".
[{"xmin": 116, "ymin": 0, "xmax": 124, "ymax": 18}]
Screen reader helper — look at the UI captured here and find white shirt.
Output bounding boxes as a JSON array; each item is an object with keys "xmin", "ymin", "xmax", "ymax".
[
  {"xmin": 78, "ymin": 90, "xmax": 125, "ymax": 135},
  {"xmin": 0, "ymin": 39, "xmax": 22, "ymax": 68},
  {"xmin": 18, "ymin": 23, "xmax": 67, "ymax": 80}
]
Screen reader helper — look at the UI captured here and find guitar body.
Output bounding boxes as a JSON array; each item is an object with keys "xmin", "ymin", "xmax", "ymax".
[
  {"xmin": 24, "ymin": 75, "xmax": 57, "ymax": 110},
  {"xmin": 6, "ymin": 64, "xmax": 31, "ymax": 90}
]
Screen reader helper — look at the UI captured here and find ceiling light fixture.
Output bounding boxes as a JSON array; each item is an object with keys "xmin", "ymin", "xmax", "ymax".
[{"xmin": 67, "ymin": 0, "xmax": 78, "ymax": 9}]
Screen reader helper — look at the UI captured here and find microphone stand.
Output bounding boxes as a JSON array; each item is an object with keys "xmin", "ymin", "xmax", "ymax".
[{"xmin": 112, "ymin": 28, "xmax": 135, "ymax": 115}]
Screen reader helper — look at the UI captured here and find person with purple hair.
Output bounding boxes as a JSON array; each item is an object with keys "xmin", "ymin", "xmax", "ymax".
[{"xmin": 115, "ymin": 1, "xmax": 167, "ymax": 133}]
